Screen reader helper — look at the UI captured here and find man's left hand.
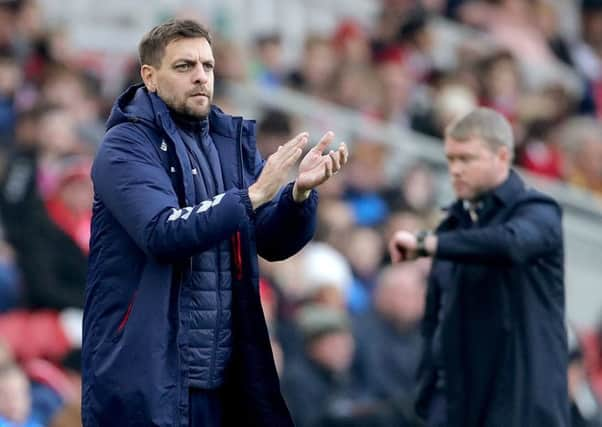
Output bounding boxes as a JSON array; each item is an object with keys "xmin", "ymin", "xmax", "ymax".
[{"xmin": 292, "ymin": 131, "xmax": 348, "ymax": 202}]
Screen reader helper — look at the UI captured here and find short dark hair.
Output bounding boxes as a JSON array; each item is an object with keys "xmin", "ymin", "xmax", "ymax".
[
  {"xmin": 138, "ymin": 19, "xmax": 212, "ymax": 68},
  {"xmin": 258, "ymin": 110, "xmax": 292, "ymax": 136},
  {"xmin": 445, "ymin": 107, "xmax": 514, "ymax": 155}
]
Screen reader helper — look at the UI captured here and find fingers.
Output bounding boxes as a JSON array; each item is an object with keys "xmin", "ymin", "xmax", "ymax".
[
  {"xmin": 312, "ymin": 131, "xmax": 335, "ymax": 154},
  {"xmin": 388, "ymin": 237, "xmax": 403, "ymax": 263},
  {"xmin": 293, "ymin": 132, "xmax": 309, "ymax": 150},
  {"xmin": 288, "ymin": 132, "xmax": 309, "ymax": 152},
  {"xmin": 288, "ymin": 132, "xmax": 309, "ymax": 147},
  {"xmin": 284, "ymin": 147, "xmax": 304, "ymax": 168},
  {"xmin": 324, "ymin": 156, "xmax": 333, "ymax": 178},
  {"xmin": 339, "ymin": 142, "xmax": 349, "ymax": 165},
  {"xmin": 273, "ymin": 133, "xmax": 308, "ymax": 165},
  {"xmin": 329, "ymin": 150, "xmax": 340, "ymax": 171},
  {"xmin": 275, "ymin": 132, "xmax": 308, "ymax": 154},
  {"xmin": 388, "ymin": 237, "xmax": 400, "ymax": 263},
  {"xmin": 327, "ymin": 142, "xmax": 348, "ymax": 174}
]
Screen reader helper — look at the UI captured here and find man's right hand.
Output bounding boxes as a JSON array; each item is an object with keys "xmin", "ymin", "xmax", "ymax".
[
  {"xmin": 388, "ymin": 230, "xmax": 437, "ymax": 262},
  {"xmin": 389, "ymin": 230, "xmax": 419, "ymax": 263},
  {"xmin": 248, "ymin": 132, "xmax": 308, "ymax": 210}
]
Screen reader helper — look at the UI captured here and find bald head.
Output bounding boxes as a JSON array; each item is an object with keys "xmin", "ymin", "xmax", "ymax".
[{"xmin": 375, "ymin": 264, "xmax": 426, "ymax": 330}]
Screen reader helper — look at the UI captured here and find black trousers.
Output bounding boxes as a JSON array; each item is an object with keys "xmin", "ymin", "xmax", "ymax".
[{"xmin": 189, "ymin": 387, "xmax": 223, "ymax": 427}]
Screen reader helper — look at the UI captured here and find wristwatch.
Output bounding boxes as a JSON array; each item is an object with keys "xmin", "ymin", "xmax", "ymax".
[{"xmin": 415, "ymin": 230, "xmax": 431, "ymax": 257}]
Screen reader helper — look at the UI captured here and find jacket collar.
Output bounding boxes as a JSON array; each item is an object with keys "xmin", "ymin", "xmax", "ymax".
[
  {"xmin": 444, "ymin": 169, "xmax": 524, "ymax": 220},
  {"xmin": 489, "ymin": 169, "xmax": 523, "ymax": 206},
  {"xmin": 108, "ymin": 84, "xmax": 248, "ymax": 140}
]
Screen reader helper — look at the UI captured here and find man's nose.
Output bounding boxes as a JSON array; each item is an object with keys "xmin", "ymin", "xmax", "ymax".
[
  {"xmin": 449, "ymin": 160, "xmax": 462, "ymax": 176},
  {"xmin": 192, "ymin": 66, "xmax": 209, "ymax": 85}
]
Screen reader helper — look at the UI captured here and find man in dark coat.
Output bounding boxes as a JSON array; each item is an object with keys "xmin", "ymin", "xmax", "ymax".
[
  {"xmin": 82, "ymin": 19, "xmax": 348, "ymax": 427},
  {"xmin": 389, "ymin": 107, "xmax": 568, "ymax": 427}
]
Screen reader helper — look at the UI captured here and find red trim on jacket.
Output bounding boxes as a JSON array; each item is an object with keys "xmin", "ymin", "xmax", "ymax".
[
  {"xmin": 231, "ymin": 231, "xmax": 243, "ymax": 280},
  {"xmin": 117, "ymin": 293, "xmax": 136, "ymax": 333}
]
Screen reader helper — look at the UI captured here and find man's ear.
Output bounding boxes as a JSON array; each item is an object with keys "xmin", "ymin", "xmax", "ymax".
[
  {"xmin": 498, "ymin": 145, "xmax": 511, "ymax": 164},
  {"xmin": 140, "ymin": 65, "xmax": 157, "ymax": 92}
]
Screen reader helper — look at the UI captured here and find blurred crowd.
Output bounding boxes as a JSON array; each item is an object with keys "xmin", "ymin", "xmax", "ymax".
[{"xmin": 0, "ymin": 0, "xmax": 601, "ymax": 425}]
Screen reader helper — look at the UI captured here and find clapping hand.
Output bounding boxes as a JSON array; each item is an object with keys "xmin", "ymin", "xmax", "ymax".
[
  {"xmin": 249, "ymin": 132, "xmax": 308, "ymax": 210},
  {"xmin": 292, "ymin": 131, "xmax": 348, "ymax": 202}
]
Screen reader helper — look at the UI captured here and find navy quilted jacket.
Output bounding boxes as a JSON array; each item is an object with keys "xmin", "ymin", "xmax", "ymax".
[{"xmin": 82, "ymin": 84, "xmax": 317, "ymax": 426}]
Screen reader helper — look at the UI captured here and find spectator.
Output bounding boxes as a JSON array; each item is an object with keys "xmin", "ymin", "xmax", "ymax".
[
  {"xmin": 0, "ymin": 363, "xmax": 42, "ymax": 427},
  {"xmin": 0, "ymin": 51, "xmax": 21, "ymax": 145},
  {"xmin": 0, "ymin": 237, "xmax": 20, "ymax": 312},
  {"xmin": 344, "ymin": 139, "xmax": 390, "ymax": 226},
  {"xmin": 1, "ymin": 154, "xmax": 90, "ymax": 310},
  {"xmin": 281, "ymin": 305, "xmax": 368, "ymax": 427},
  {"xmin": 342, "ymin": 227, "xmax": 384, "ymax": 313},
  {"xmin": 569, "ymin": 326, "xmax": 602, "ymax": 427},
  {"xmin": 250, "ymin": 33, "xmax": 286, "ymax": 88},
  {"xmin": 411, "ymin": 76, "xmax": 478, "ymax": 138},
  {"xmin": 256, "ymin": 109, "xmax": 294, "ymax": 159},
  {"xmin": 478, "ymin": 50, "xmax": 523, "ymax": 123},
  {"xmin": 301, "ymin": 242, "xmax": 352, "ymax": 310},
  {"xmin": 374, "ymin": 46, "xmax": 415, "ymax": 125},
  {"xmin": 287, "ymin": 35, "xmax": 338, "ymax": 98},
  {"xmin": 561, "ymin": 116, "xmax": 602, "ymax": 196},
  {"xmin": 581, "ymin": 314, "xmax": 602, "ymax": 402},
  {"xmin": 458, "ymin": 0, "xmax": 556, "ymax": 66},
  {"xmin": 331, "ymin": 20, "xmax": 371, "ymax": 67},
  {"xmin": 353, "ymin": 263, "xmax": 425, "ymax": 400}
]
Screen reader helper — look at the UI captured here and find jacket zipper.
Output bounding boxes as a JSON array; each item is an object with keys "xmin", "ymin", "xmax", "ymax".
[
  {"xmin": 235, "ymin": 119, "xmax": 245, "ymax": 280},
  {"xmin": 208, "ymin": 120, "xmax": 244, "ymax": 387},
  {"xmin": 209, "ymin": 241, "xmax": 222, "ymax": 387},
  {"xmin": 175, "ymin": 261, "xmax": 188, "ymax": 425}
]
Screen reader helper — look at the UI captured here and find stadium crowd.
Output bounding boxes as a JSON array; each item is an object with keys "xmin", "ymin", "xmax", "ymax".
[{"xmin": 0, "ymin": 0, "xmax": 601, "ymax": 425}]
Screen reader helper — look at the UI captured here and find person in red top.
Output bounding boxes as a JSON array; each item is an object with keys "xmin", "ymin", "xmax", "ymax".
[{"xmin": 44, "ymin": 157, "xmax": 92, "ymax": 255}]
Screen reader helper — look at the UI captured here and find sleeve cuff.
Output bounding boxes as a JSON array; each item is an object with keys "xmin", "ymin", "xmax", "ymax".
[
  {"xmin": 282, "ymin": 182, "xmax": 317, "ymax": 216},
  {"xmin": 433, "ymin": 231, "xmax": 453, "ymax": 258},
  {"xmin": 238, "ymin": 189, "xmax": 257, "ymax": 222}
]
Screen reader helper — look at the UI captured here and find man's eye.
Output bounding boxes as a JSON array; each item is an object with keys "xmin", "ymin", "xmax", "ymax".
[{"xmin": 175, "ymin": 64, "xmax": 190, "ymax": 71}]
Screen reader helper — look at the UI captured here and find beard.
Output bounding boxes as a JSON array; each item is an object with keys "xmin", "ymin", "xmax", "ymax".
[{"xmin": 157, "ymin": 87, "xmax": 212, "ymax": 119}]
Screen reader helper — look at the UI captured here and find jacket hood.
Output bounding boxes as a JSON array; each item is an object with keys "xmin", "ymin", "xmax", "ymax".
[{"xmin": 106, "ymin": 84, "xmax": 159, "ymax": 131}]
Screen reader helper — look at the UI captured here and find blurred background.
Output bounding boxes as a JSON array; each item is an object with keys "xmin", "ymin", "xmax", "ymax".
[{"xmin": 0, "ymin": 0, "xmax": 602, "ymax": 425}]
